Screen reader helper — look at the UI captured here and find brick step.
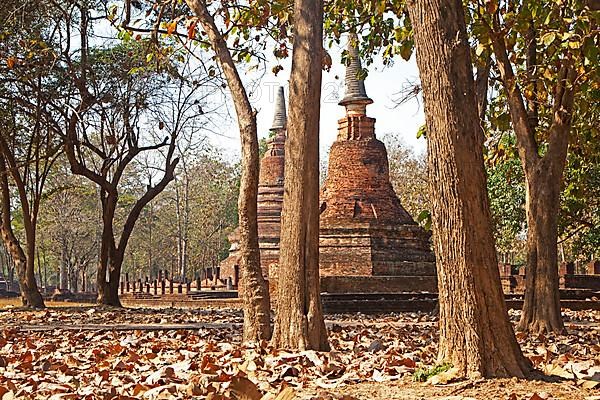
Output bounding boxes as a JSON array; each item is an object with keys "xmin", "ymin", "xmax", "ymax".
[
  {"xmin": 187, "ymin": 291, "xmax": 238, "ymax": 300},
  {"xmin": 132, "ymin": 293, "xmax": 161, "ymax": 300}
]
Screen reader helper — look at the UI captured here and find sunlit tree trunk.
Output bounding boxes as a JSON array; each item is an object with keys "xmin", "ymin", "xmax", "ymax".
[
  {"xmin": 407, "ymin": 0, "xmax": 531, "ymax": 377},
  {"xmin": 270, "ymin": 0, "xmax": 329, "ymax": 351},
  {"xmin": 490, "ymin": 29, "xmax": 575, "ymax": 334},
  {"xmin": 186, "ymin": 0, "xmax": 271, "ymax": 341}
]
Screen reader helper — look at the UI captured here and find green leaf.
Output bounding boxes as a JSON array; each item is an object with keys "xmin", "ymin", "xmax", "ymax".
[
  {"xmin": 475, "ymin": 43, "xmax": 486, "ymax": 56},
  {"xmin": 541, "ymin": 32, "xmax": 556, "ymax": 46}
]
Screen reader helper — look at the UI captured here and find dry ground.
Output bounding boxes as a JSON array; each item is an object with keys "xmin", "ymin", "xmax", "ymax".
[{"xmin": 0, "ymin": 305, "xmax": 598, "ymax": 399}]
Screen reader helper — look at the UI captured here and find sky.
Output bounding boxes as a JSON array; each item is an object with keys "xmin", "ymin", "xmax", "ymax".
[
  {"xmin": 205, "ymin": 39, "xmax": 427, "ymax": 161},
  {"xmin": 91, "ymin": 10, "xmax": 427, "ymax": 163}
]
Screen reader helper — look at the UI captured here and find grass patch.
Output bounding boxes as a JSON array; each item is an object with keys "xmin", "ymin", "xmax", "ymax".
[{"xmin": 413, "ymin": 363, "xmax": 452, "ymax": 382}]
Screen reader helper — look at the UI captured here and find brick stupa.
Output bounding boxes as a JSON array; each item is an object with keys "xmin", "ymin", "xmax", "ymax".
[
  {"xmin": 219, "ymin": 87, "xmax": 287, "ymax": 287},
  {"xmin": 318, "ymin": 35, "xmax": 436, "ymax": 292}
]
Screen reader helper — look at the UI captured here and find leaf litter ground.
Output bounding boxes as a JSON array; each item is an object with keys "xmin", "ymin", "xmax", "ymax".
[{"xmin": 0, "ymin": 306, "xmax": 599, "ymax": 400}]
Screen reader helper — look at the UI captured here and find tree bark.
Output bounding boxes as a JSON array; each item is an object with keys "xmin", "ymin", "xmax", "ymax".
[
  {"xmin": 270, "ymin": 0, "xmax": 329, "ymax": 351},
  {"xmin": 490, "ymin": 26, "xmax": 576, "ymax": 335},
  {"xmin": 186, "ymin": 0, "xmax": 271, "ymax": 341},
  {"xmin": 518, "ymin": 161, "xmax": 565, "ymax": 333},
  {"xmin": 96, "ymin": 192, "xmax": 122, "ymax": 307},
  {"xmin": 0, "ymin": 156, "xmax": 44, "ymax": 308},
  {"xmin": 407, "ymin": 0, "xmax": 531, "ymax": 377}
]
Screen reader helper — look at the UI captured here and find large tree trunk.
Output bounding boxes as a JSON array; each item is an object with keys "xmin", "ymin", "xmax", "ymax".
[
  {"xmin": 186, "ymin": 0, "xmax": 271, "ymax": 341},
  {"xmin": 0, "ymin": 157, "xmax": 44, "ymax": 308},
  {"xmin": 270, "ymin": 0, "xmax": 328, "ymax": 351},
  {"xmin": 407, "ymin": 0, "xmax": 530, "ymax": 377}
]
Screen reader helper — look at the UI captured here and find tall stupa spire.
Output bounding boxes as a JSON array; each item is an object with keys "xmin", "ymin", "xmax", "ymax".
[
  {"xmin": 339, "ymin": 33, "xmax": 373, "ymax": 115},
  {"xmin": 270, "ymin": 86, "xmax": 287, "ymax": 131}
]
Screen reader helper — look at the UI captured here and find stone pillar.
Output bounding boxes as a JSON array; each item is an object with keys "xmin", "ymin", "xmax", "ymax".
[
  {"xmin": 153, "ymin": 280, "xmax": 158, "ymax": 295},
  {"xmin": 498, "ymin": 263, "xmax": 511, "ymax": 276},
  {"xmin": 177, "ymin": 283, "xmax": 182, "ymax": 294},
  {"xmin": 169, "ymin": 280, "xmax": 174, "ymax": 294},
  {"xmin": 234, "ymin": 265, "xmax": 240, "ymax": 287},
  {"xmin": 185, "ymin": 281, "xmax": 191, "ymax": 293},
  {"xmin": 161, "ymin": 280, "xmax": 166, "ymax": 295},
  {"xmin": 196, "ymin": 277, "xmax": 201, "ymax": 292},
  {"xmin": 587, "ymin": 260, "xmax": 600, "ymax": 275},
  {"xmin": 137, "ymin": 279, "xmax": 142, "ymax": 293},
  {"xmin": 227, "ymin": 277, "xmax": 233, "ymax": 290}
]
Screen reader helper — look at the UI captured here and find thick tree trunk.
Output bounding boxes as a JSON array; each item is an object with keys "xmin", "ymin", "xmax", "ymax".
[
  {"xmin": 270, "ymin": 0, "xmax": 328, "ymax": 351},
  {"xmin": 0, "ymin": 158, "xmax": 44, "ymax": 308},
  {"xmin": 407, "ymin": 0, "xmax": 530, "ymax": 377},
  {"xmin": 518, "ymin": 159, "xmax": 566, "ymax": 334},
  {"xmin": 186, "ymin": 0, "xmax": 271, "ymax": 341}
]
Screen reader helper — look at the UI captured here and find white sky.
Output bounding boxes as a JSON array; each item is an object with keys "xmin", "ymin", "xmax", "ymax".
[
  {"xmin": 93, "ymin": 11, "xmax": 427, "ymax": 162},
  {"xmin": 206, "ymin": 41, "xmax": 427, "ymax": 160}
]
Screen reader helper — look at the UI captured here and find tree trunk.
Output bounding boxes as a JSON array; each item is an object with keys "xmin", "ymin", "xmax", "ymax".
[
  {"xmin": 97, "ymin": 249, "xmax": 123, "ymax": 307},
  {"xmin": 186, "ymin": 0, "xmax": 271, "ymax": 342},
  {"xmin": 490, "ymin": 29, "xmax": 575, "ymax": 335},
  {"xmin": 60, "ymin": 239, "xmax": 69, "ymax": 290},
  {"xmin": 517, "ymin": 158, "xmax": 566, "ymax": 334},
  {"xmin": 96, "ymin": 194, "xmax": 122, "ymax": 307},
  {"xmin": 270, "ymin": 0, "xmax": 329, "ymax": 351},
  {"xmin": 407, "ymin": 0, "xmax": 530, "ymax": 377},
  {"xmin": 0, "ymin": 157, "xmax": 44, "ymax": 308}
]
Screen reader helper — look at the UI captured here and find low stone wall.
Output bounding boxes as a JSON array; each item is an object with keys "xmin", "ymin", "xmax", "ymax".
[
  {"xmin": 320, "ymin": 275, "xmax": 438, "ymax": 294},
  {"xmin": 120, "ymin": 293, "xmax": 241, "ymax": 309},
  {"xmin": 498, "ymin": 260, "xmax": 600, "ymax": 293}
]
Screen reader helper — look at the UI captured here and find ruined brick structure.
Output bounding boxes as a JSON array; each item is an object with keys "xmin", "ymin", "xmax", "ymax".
[
  {"xmin": 318, "ymin": 34, "xmax": 436, "ymax": 290},
  {"xmin": 221, "ymin": 37, "xmax": 436, "ymax": 294},
  {"xmin": 220, "ymin": 87, "xmax": 287, "ymax": 286}
]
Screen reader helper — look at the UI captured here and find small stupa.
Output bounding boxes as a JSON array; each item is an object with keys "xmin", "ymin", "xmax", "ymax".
[
  {"xmin": 318, "ymin": 34, "xmax": 436, "ymax": 292},
  {"xmin": 219, "ymin": 87, "xmax": 287, "ymax": 287}
]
